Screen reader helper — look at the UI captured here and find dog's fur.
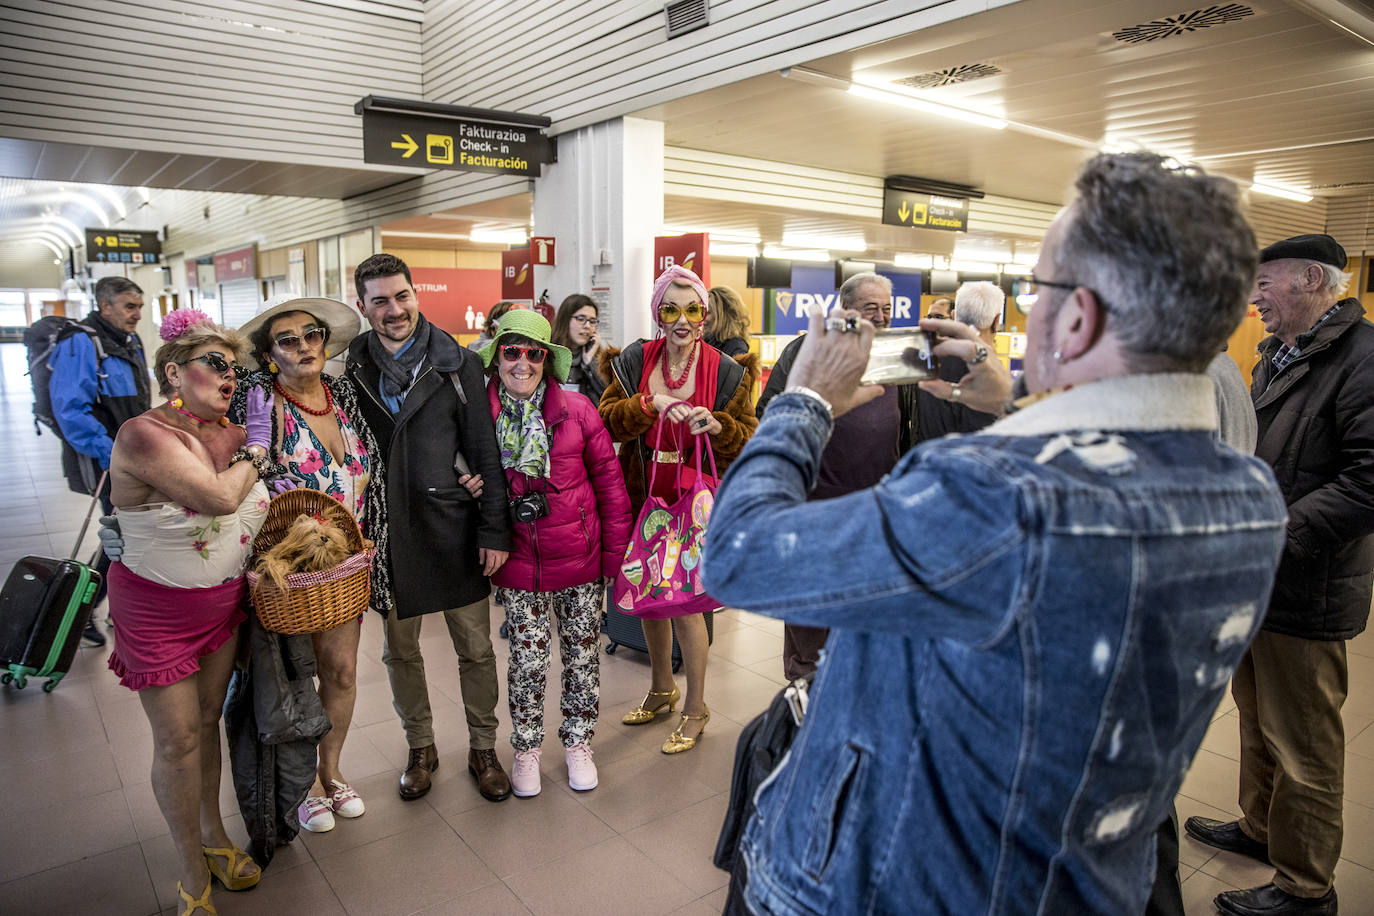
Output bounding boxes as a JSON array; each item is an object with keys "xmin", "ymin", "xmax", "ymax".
[{"xmin": 255, "ymin": 514, "xmax": 352, "ymax": 589}]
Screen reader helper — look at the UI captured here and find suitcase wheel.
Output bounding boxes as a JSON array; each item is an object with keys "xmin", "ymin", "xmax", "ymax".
[
  {"xmin": 0, "ymin": 672, "xmax": 10, "ymax": 686},
  {"xmin": 43, "ymin": 678, "xmax": 60, "ymax": 693},
  {"xmin": 605, "ymin": 642, "xmax": 618, "ymax": 655}
]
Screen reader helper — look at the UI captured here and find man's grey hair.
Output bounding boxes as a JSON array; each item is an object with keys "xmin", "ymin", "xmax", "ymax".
[
  {"xmin": 1316, "ymin": 262, "xmax": 1352, "ymax": 295},
  {"xmin": 954, "ymin": 281, "xmax": 1004, "ymax": 330},
  {"xmin": 94, "ymin": 276, "xmax": 142, "ymax": 308},
  {"xmin": 839, "ymin": 271, "xmax": 892, "ymax": 307},
  {"xmin": 1051, "ymin": 153, "xmax": 1257, "ymax": 373}
]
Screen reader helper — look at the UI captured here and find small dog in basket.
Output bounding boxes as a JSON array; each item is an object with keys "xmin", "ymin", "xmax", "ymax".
[{"xmin": 255, "ymin": 514, "xmax": 353, "ymax": 589}]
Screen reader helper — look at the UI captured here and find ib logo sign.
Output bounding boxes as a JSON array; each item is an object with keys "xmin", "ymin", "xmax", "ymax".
[
  {"xmin": 658, "ymin": 250, "xmax": 697, "ymax": 273},
  {"xmin": 504, "ymin": 263, "xmax": 530, "ymax": 285}
]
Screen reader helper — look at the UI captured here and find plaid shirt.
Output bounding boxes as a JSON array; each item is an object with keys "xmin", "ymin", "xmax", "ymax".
[{"xmin": 1272, "ymin": 303, "xmax": 1343, "ymax": 372}]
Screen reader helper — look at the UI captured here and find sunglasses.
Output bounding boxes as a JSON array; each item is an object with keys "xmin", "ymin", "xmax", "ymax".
[
  {"xmin": 273, "ymin": 327, "xmax": 326, "ymax": 350},
  {"xmin": 658, "ymin": 302, "xmax": 705, "ymax": 324},
  {"xmin": 501, "ymin": 345, "xmax": 547, "ymax": 364},
  {"xmin": 181, "ymin": 353, "xmax": 245, "ymax": 378}
]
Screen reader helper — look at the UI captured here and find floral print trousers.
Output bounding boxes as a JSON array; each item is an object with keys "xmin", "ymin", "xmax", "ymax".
[{"xmin": 496, "ymin": 581, "xmax": 603, "ymax": 752}]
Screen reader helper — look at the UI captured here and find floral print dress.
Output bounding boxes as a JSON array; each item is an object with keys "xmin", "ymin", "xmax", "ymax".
[{"xmin": 279, "ymin": 398, "xmax": 371, "ymax": 525}]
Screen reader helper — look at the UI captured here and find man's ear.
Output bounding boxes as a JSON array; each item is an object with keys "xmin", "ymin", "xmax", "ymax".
[{"xmin": 1056, "ymin": 287, "xmax": 1105, "ymax": 362}]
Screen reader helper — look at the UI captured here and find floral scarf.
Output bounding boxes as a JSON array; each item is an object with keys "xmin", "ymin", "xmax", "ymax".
[{"xmin": 496, "ymin": 383, "xmax": 551, "ymax": 479}]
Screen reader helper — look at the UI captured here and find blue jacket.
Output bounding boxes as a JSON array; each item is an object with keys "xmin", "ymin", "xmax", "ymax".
[
  {"xmin": 48, "ymin": 311, "xmax": 149, "ymax": 487},
  {"xmin": 703, "ymin": 374, "xmax": 1287, "ymax": 916}
]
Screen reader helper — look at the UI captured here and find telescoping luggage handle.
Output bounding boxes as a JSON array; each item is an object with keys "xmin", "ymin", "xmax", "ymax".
[{"xmin": 71, "ymin": 471, "xmax": 108, "ymax": 564}]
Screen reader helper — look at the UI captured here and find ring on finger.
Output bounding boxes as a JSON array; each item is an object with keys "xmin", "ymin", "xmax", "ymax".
[
  {"xmin": 970, "ymin": 344, "xmax": 990, "ymax": 365},
  {"xmin": 844, "ymin": 316, "xmax": 859, "ymax": 333},
  {"xmin": 825, "ymin": 316, "xmax": 847, "ymax": 333},
  {"xmin": 950, "ymin": 386, "xmax": 962, "ymax": 403}
]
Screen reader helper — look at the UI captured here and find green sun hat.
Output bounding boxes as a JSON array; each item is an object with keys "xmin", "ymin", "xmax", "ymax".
[{"xmin": 478, "ymin": 308, "xmax": 571, "ymax": 383}]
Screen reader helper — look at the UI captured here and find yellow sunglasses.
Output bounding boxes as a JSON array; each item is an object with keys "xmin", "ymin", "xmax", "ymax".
[{"xmin": 658, "ymin": 302, "xmax": 706, "ymax": 324}]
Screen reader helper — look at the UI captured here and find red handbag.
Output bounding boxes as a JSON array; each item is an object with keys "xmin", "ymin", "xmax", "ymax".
[{"xmin": 612, "ymin": 405, "xmax": 720, "ymax": 620}]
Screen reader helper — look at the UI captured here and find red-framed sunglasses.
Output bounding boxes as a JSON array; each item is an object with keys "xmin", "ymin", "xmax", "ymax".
[{"xmin": 500, "ymin": 345, "xmax": 547, "ymax": 364}]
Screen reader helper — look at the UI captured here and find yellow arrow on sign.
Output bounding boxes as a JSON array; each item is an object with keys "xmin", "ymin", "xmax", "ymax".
[
  {"xmin": 898, "ymin": 200, "xmax": 910, "ymax": 223},
  {"xmin": 391, "ymin": 134, "xmax": 418, "ymax": 158}
]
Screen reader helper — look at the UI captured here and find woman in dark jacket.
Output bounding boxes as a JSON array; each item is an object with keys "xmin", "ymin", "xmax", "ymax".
[
  {"xmin": 551, "ymin": 293, "xmax": 608, "ymax": 403},
  {"xmin": 480, "ymin": 309, "xmax": 632, "ymax": 797},
  {"xmin": 705, "ymin": 285, "xmax": 752, "ymax": 358}
]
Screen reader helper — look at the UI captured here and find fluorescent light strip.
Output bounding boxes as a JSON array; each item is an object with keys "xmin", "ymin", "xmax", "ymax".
[
  {"xmin": 663, "ymin": 226, "xmax": 763, "ymax": 244},
  {"xmin": 470, "ymin": 228, "xmax": 529, "ymax": 244},
  {"xmin": 1250, "ymin": 182, "xmax": 1314, "ymax": 203},
  {"xmin": 709, "ymin": 242, "xmax": 762, "ymax": 257},
  {"xmin": 763, "ymin": 246, "xmax": 832, "ymax": 262},
  {"xmin": 893, "ymin": 253, "xmax": 933, "ymax": 269},
  {"xmin": 382, "ymin": 230, "xmax": 471, "ymax": 240},
  {"xmin": 848, "ymin": 83, "xmax": 1007, "ymax": 130},
  {"xmin": 88, "ymin": 185, "xmax": 128, "ymax": 220},
  {"xmin": 782, "ymin": 232, "xmax": 866, "ymax": 251}
]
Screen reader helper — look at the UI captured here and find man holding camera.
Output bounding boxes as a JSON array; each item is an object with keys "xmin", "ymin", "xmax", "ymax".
[
  {"xmin": 706, "ymin": 153, "xmax": 1289, "ymax": 914},
  {"xmin": 346, "ymin": 253, "xmax": 515, "ymax": 803}
]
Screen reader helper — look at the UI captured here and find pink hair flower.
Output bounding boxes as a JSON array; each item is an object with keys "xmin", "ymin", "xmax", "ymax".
[{"xmin": 160, "ymin": 308, "xmax": 214, "ymax": 342}]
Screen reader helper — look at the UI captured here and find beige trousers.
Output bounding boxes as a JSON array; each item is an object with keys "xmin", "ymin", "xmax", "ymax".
[
  {"xmin": 381, "ymin": 597, "xmax": 499, "ymax": 751},
  {"xmin": 1233, "ymin": 629, "xmax": 1348, "ymax": 897}
]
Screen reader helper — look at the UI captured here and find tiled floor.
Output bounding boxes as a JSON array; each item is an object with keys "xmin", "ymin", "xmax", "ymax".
[{"xmin": 1, "ymin": 337, "xmax": 1371, "ymax": 915}]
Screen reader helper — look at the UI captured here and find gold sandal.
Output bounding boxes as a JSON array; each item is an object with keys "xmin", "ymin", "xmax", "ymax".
[
  {"xmin": 177, "ymin": 876, "xmax": 217, "ymax": 915},
  {"xmin": 203, "ymin": 842, "xmax": 261, "ymax": 891},
  {"xmin": 662, "ymin": 706, "xmax": 710, "ymax": 754},
  {"xmin": 623, "ymin": 686, "xmax": 680, "ymax": 725}
]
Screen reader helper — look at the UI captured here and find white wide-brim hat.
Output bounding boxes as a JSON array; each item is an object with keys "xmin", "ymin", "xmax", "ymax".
[{"xmin": 237, "ymin": 294, "xmax": 361, "ymax": 360}]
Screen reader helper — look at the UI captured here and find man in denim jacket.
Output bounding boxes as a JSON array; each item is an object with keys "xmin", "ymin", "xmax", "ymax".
[{"xmin": 704, "ymin": 153, "xmax": 1289, "ymax": 915}]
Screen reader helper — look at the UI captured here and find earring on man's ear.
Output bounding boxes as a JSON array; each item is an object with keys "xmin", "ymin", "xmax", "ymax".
[
  {"xmin": 269, "ymin": 361, "xmax": 279, "ymax": 374},
  {"xmin": 1053, "ymin": 351, "xmax": 1063, "ymax": 362}
]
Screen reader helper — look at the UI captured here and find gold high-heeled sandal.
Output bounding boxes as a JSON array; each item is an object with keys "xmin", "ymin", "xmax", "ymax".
[
  {"xmin": 203, "ymin": 842, "xmax": 260, "ymax": 891},
  {"xmin": 177, "ymin": 876, "xmax": 217, "ymax": 915},
  {"xmin": 662, "ymin": 706, "xmax": 710, "ymax": 754},
  {"xmin": 623, "ymin": 686, "xmax": 680, "ymax": 725}
]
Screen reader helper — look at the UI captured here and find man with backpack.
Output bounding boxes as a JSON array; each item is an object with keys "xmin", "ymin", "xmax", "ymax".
[{"xmin": 42, "ymin": 276, "xmax": 151, "ymax": 645}]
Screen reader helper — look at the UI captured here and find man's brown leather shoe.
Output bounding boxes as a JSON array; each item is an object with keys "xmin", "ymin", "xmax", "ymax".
[
  {"xmin": 468, "ymin": 748, "xmax": 511, "ymax": 802},
  {"xmin": 398, "ymin": 745, "xmax": 438, "ymax": 800}
]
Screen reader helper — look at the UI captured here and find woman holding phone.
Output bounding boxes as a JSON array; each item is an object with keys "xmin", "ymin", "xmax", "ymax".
[{"xmin": 551, "ymin": 293, "xmax": 607, "ymax": 403}]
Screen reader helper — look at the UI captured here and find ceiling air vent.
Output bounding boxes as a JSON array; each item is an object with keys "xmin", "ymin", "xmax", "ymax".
[
  {"xmin": 665, "ymin": 0, "xmax": 709, "ymax": 39},
  {"xmin": 896, "ymin": 63, "xmax": 1002, "ymax": 90},
  {"xmin": 1112, "ymin": 4, "xmax": 1254, "ymax": 44}
]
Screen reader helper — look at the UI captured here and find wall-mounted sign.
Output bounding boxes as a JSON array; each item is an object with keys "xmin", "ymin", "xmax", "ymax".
[
  {"xmin": 768, "ymin": 265, "xmax": 922, "ymax": 335},
  {"xmin": 531, "ymin": 236, "xmax": 556, "ymax": 266},
  {"xmin": 361, "ymin": 109, "xmax": 553, "ymax": 177},
  {"xmin": 882, "ymin": 188, "xmax": 969, "ymax": 232},
  {"xmin": 214, "ymin": 245, "xmax": 257, "ymax": 283},
  {"xmin": 654, "ymin": 233, "xmax": 710, "ymax": 287},
  {"xmin": 85, "ymin": 229, "xmax": 161, "ymax": 264},
  {"xmin": 501, "ymin": 248, "xmax": 533, "ymax": 301},
  {"xmin": 410, "ymin": 267, "xmax": 503, "ymax": 335}
]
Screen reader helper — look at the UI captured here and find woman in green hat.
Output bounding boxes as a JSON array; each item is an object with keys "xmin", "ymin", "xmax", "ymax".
[{"xmin": 479, "ymin": 309, "xmax": 632, "ymax": 797}]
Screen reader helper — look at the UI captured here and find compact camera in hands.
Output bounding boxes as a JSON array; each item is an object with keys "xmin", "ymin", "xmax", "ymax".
[{"xmin": 509, "ymin": 492, "xmax": 550, "ymax": 524}]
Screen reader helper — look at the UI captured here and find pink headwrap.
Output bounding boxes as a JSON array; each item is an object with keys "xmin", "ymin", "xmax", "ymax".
[{"xmin": 650, "ymin": 265, "xmax": 709, "ymax": 327}]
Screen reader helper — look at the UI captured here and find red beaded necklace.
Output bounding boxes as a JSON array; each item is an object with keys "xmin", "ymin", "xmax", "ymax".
[
  {"xmin": 169, "ymin": 398, "xmax": 230, "ymax": 427},
  {"xmin": 661, "ymin": 340, "xmax": 698, "ymax": 390},
  {"xmin": 274, "ymin": 379, "xmax": 334, "ymax": 416}
]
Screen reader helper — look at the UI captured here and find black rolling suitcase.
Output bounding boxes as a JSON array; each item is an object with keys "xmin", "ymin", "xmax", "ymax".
[
  {"xmin": 603, "ymin": 603, "xmax": 713, "ymax": 672},
  {"xmin": 0, "ymin": 475, "xmax": 105, "ymax": 692}
]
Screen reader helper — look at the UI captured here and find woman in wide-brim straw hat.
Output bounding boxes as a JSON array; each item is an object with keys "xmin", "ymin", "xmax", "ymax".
[
  {"xmin": 230, "ymin": 294, "xmax": 386, "ymax": 836},
  {"xmin": 596, "ymin": 266, "xmax": 759, "ymax": 754},
  {"xmin": 478, "ymin": 308, "xmax": 632, "ymax": 797}
]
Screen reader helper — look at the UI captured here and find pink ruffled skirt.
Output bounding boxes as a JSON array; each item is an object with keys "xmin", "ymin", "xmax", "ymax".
[{"xmin": 106, "ymin": 562, "xmax": 247, "ymax": 691}]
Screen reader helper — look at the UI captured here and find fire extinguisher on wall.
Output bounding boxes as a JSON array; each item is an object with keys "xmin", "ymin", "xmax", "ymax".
[{"xmin": 534, "ymin": 289, "xmax": 555, "ymax": 323}]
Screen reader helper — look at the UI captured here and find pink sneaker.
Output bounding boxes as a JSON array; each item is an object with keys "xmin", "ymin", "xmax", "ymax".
[
  {"xmin": 565, "ymin": 744, "xmax": 598, "ymax": 791},
  {"xmin": 511, "ymin": 748, "xmax": 542, "ymax": 797},
  {"xmin": 327, "ymin": 779, "xmax": 365, "ymax": 818},
  {"xmin": 298, "ymin": 795, "xmax": 335, "ymax": 832}
]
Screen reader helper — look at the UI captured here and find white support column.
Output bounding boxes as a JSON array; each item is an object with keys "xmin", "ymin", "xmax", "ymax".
[{"xmin": 532, "ymin": 116, "xmax": 664, "ymax": 348}]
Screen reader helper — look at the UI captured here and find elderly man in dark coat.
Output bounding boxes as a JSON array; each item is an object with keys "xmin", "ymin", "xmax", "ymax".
[
  {"xmin": 1186, "ymin": 234, "xmax": 1374, "ymax": 916},
  {"xmin": 345, "ymin": 253, "xmax": 515, "ymax": 803}
]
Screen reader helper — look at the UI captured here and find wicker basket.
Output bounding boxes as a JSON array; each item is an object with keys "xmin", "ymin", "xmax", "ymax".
[{"xmin": 248, "ymin": 489, "xmax": 373, "ymax": 634}]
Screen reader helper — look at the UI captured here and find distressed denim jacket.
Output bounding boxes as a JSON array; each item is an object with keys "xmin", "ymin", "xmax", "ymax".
[{"xmin": 702, "ymin": 374, "xmax": 1287, "ymax": 916}]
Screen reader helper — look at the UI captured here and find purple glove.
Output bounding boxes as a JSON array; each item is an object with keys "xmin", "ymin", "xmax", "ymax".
[
  {"xmin": 244, "ymin": 387, "xmax": 273, "ymax": 452},
  {"xmin": 269, "ymin": 477, "xmax": 299, "ymax": 495}
]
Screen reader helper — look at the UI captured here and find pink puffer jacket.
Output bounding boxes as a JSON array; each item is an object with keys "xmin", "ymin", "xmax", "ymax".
[{"xmin": 487, "ymin": 378, "xmax": 632, "ymax": 593}]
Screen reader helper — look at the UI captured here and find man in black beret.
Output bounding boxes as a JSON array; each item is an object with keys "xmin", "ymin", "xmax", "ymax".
[{"xmin": 1186, "ymin": 233, "xmax": 1374, "ymax": 916}]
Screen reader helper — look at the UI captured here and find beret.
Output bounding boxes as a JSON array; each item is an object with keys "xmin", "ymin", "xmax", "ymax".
[{"xmin": 1259, "ymin": 234, "xmax": 1346, "ymax": 268}]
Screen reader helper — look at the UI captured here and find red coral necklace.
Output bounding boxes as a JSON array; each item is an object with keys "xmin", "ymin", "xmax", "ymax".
[
  {"xmin": 274, "ymin": 380, "xmax": 334, "ymax": 416},
  {"xmin": 661, "ymin": 341, "xmax": 698, "ymax": 390}
]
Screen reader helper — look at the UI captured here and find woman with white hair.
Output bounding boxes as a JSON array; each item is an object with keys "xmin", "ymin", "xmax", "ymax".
[{"xmin": 916, "ymin": 281, "xmax": 1004, "ymax": 443}]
